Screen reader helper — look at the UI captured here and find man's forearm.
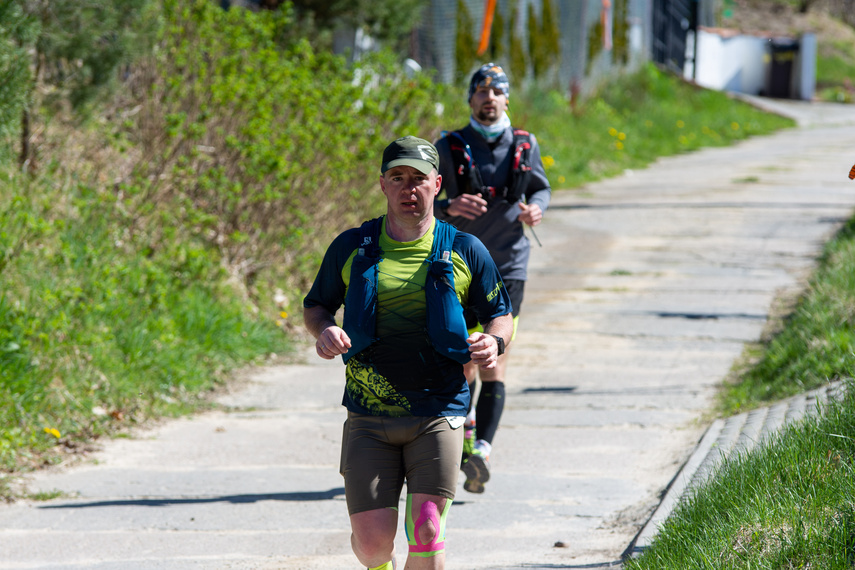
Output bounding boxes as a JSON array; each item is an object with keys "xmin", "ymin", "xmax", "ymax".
[
  {"xmin": 303, "ymin": 305, "xmax": 338, "ymax": 339},
  {"xmin": 526, "ymin": 187, "xmax": 551, "ymax": 213},
  {"xmin": 482, "ymin": 313, "xmax": 513, "ymax": 347}
]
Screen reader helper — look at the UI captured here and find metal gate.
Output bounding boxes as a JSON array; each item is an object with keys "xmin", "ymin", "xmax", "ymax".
[{"xmin": 651, "ymin": 0, "xmax": 697, "ymax": 74}]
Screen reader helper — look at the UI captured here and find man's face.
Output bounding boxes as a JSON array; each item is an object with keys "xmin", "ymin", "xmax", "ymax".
[
  {"xmin": 469, "ymin": 85, "xmax": 508, "ymax": 126},
  {"xmin": 380, "ymin": 165, "xmax": 441, "ymax": 222}
]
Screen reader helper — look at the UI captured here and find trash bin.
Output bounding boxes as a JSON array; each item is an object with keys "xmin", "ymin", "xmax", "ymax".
[{"xmin": 765, "ymin": 37, "xmax": 799, "ymax": 99}]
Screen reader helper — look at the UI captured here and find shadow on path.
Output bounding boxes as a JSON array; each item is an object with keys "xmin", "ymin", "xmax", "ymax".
[{"xmin": 38, "ymin": 488, "xmax": 346, "ymax": 509}]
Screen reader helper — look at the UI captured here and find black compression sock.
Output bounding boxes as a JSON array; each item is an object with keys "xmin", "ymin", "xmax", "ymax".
[{"xmin": 475, "ymin": 381, "xmax": 505, "ymax": 445}]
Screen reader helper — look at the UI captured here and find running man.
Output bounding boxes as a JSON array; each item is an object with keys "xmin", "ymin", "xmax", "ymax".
[
  {"xmin": 303, "ymin": 135, "xmax": 513, "ymax": 569},
  {"xmin": 434, "ymin": 63, "xmax": 551, "ymax": 494}
]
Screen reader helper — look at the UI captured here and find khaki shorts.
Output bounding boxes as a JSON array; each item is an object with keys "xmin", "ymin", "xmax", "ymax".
[{"xmin": 340, "ymin": 412, "xmax": 465, "ymax": 515}]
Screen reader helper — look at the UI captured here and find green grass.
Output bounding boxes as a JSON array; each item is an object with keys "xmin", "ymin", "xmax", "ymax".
[
  {"xmin": 0, "ymin": 166, "xmax": 291, "ymax": 483},
  {"xmin": 626, "ymin": 210, "xmax": 855, "ymax": 568},
  {"xmin": 625, "ymin": 388, "xmax": 855, "ymax": 569},
  {"xmin": 816, "ymin": 35, "xmax": 855, "ymax": 104}
]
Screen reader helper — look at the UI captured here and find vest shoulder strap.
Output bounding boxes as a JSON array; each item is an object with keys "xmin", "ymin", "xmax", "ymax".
[
  {"xmin": 507, "ymin": 129, "xmax": 534, "ymax": 203},
  {"xmin": 446, "ymin": 129, "xmax": 534, "ymax": 203},
  {"xmin": 428, "ymin": 219, "xmax": 457, "ymax": 263},
  {"xmin": 357, "ymin": 216, "xmax": 384, "ymax": 258}
]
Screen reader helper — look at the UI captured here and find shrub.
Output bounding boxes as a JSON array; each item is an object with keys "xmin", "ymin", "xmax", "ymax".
[{"xmin": 126, "ymin": 0, "xmax": 452, "ymax": 315}]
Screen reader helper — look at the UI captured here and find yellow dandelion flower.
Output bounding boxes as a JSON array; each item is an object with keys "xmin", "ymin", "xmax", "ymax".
[
  {"xmin": 618, "ymin": 132, "xmax": 626, "ymax": 141},
  {"xmin": 558, "ymin": 176, "xmax": 566, "ymax": 184},
  {"xmin": 280, "ymin": 311, "xmax": 288, "ymax": 319},
  {"xmin": 676, "ymin": 120, "xmax": 685, "ymax": 128},
  {"xmin": 44, "ymin": 427, "xmax": 61, "ymax": 438},
  {"xmin": 615, "ymin": 141, "xmax": 624, "ymax": 151},
  {"xmin": 679, "ymin": 135, "xmax": 688, "ymax": 145},
  {"xmin": 731, "ymin": 122, "xmax": 740, "ymax": 130},
  {"xmin": 608, "ymin": 127, "xmax": 618, "ymax": 137},
  {"xmin": 542, "ymin": 155, "xmax": 556, "ymax": 169}
]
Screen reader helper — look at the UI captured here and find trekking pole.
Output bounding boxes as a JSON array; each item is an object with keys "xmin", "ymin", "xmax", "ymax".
[
  {"xmin": 522, "ymin": 197, "xmax": 543, "ymax": 247},
  {"xmin": 528, "ymin": 224, "xmax": 542, "ymax": 247}
]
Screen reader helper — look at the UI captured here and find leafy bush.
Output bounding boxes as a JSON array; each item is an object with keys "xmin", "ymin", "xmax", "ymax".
[{"xmin": 127, "ymin": 0, "xmax": 452, "ymax": 314}]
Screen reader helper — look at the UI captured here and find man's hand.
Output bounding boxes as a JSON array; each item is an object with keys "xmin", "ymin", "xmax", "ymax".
[
  {"xmin": 517, "ymin": 202, "xmax": 542, "ymax": 226},
  {"xmin": 447, "ymin": 194, "xmax": 489, "ymax": 220},
  {"xmin": 467, "ymin": 332, "xmax": 501, "ymax": 369},
  {"xmin": 304, "ymin": 306, "xmax": 352, "ymax": 360},
  {"xmin": 315, "ymin": 326, "xmax": 352, "ymax": 360}
]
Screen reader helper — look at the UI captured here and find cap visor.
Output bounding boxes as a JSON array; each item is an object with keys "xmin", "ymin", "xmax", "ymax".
[{"xmin": 383, "ymin": 158, "xmax": 434, "ymax": 175}]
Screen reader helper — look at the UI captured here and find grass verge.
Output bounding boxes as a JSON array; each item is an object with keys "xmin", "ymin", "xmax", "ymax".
[
  {"xmin": 625, "ymin": 385, "xmax": 855, "ymax": 569},
  {"xmin": 720, "ymin": 215, "xmax": 855, "ymax": 415},
  {"xmin": 0, "ymin": 164, "xmax": 291, "ymax": 493},
  {"xmin": 626, "ymin": 208, "xmax": 855, "ymax": 568}
]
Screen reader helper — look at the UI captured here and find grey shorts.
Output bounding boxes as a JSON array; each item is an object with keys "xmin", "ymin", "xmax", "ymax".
[{"xmin": 340, "ymin": 412, "xmax": 465, "ymax": 515}]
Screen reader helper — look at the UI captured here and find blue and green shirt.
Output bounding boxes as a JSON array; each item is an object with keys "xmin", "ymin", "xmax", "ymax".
[{"xmin": 303, "ymin": 217, "xmax": 510, "ymax": 418}]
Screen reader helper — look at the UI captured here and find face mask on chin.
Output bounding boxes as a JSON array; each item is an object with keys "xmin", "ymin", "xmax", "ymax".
[{"xmin": 470, "ymin": 112, "xmax": 511, "ymax": 143}]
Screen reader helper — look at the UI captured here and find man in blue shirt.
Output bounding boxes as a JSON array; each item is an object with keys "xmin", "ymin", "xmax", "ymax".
[{"xmin": 304, "ymin": 136, "xmax": 512, "ymax": 570}]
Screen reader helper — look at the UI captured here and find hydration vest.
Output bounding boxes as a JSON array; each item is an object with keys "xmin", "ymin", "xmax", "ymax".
[
  {"xmin": 341, "ymin": 216, "xmax": 472, "ymax": 365},
  {"xmin": 446, "ymin": 128, "xmax": 533, "ymax": 204}
]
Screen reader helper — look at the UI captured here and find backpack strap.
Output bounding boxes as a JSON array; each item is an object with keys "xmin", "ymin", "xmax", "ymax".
[
  {"xmin": 343, "ymin": 217, "xmax": 470, "ymax": 365},
  {"xmin": 424, "ymin": 220, "xmax": 470, "ymax": 364},
  {"xmin": 341, "ymin": 216, "xmax": 384, "ymax": 362},
  {"xmin": 427, "ymin": 217, "xmax": 456, "ymax": 263},
  {"xmin": 446, "ymin": 130, "xmax": 491, "ymax": 200},
  {"xmin": 506, "ymin": 129, "xmax": 533, "ymax": 204},
  {"xmin": 356, "ymin": 216, "xmax": 383, "ymax": 259}
]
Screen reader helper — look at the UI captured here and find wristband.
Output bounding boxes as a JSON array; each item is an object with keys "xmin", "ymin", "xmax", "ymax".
[{"xmin": 490, "ymin": 334, "xmax": 505, "ymax": 356}]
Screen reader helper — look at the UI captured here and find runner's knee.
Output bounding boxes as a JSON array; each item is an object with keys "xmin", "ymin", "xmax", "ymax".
[
  {"xmin": 406, "ymin": 496, "xmax": 450, "ymax": 557},
  {"xmin": 351, "ymin": 508, "xmax": 397, "ymax": 561}
]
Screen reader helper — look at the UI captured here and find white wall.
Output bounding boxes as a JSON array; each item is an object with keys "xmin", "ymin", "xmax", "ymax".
[
  {"xmin": 687, "ymin": 28, "xmax": 816, "ymax": 100},
  {"xmin": 687, "ymin": 29, "xmax": 767, "ymax": 95}
]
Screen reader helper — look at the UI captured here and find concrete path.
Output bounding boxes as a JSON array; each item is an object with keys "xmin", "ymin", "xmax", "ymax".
[{"xmin": 3, "ymin": 98, "xmax": 855, "ymax": 570}]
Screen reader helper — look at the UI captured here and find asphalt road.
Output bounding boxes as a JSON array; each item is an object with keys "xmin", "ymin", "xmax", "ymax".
[{"xmin": 3, "ymin": 97, "xmax": 855, "ymax": 569}]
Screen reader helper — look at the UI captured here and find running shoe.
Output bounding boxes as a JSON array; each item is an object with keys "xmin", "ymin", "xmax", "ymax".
[{"xmin": 461, "ymin": 448, "xmax": 490, "ymax": 493}]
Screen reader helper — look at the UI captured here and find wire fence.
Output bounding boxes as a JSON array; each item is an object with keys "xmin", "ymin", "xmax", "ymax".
[{"xmin": 411, "ymin": 0, "xmax": 674, "ymax": 97}]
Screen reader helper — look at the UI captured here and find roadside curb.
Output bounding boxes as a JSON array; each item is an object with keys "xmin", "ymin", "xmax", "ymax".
[{"xmin": 625, "ymin": 381, "xmax": 847, "ymax": 560}]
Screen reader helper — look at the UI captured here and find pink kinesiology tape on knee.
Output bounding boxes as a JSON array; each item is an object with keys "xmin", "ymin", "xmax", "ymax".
[{"xmin": 408, "ymin": 500, "xmax": 445, "ymax": 555}]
